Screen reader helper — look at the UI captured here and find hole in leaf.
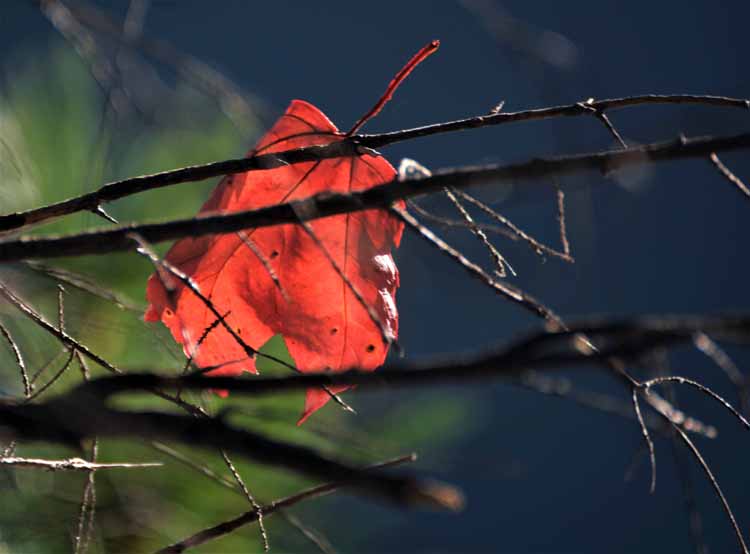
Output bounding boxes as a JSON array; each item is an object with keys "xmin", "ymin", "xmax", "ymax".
[
  {"xmin": 366, "ymin": 344, "xmax": 375, "ymax": 353},
  {"xmin": 270, "ymin": 250, "xmax": 279, "ymax": 259},
  {"xmin": 330, "ymin": 328, "xmax": 338, "ymax": 335}
]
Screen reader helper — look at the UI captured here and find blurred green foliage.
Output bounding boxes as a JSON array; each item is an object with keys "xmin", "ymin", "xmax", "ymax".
[{"xmin": 0, "ymin": 43, "xmax": 478, "ymax": 553}]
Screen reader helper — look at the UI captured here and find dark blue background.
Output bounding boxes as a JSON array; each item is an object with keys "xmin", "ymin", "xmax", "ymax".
[{"xmin": 4, "ymin": 1, "xmax": 750, "ymax": 552}]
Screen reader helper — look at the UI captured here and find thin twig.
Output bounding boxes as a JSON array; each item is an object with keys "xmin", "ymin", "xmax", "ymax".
[
  {"xmin": 131, "ymin": 234, "xmax": 352, "ymax": 410},
  {"xmin": 25, "ymin": 347, "xmax": 76, "ymax": 401},
  {"xmin": 220, "ymin": 450, "xmax": 269, "ymax": 552},
  {"xmin": 181, "ymin": 313, "xmax": 229, "ymax": 374},
  {"xmin": 0, "ymin": 281, "xmax": 206, "ymax": 416},
  {"xmin": 709, "ymin": 152, "xmax": 750, "ymax": 199},
  {"xmin": 693, "ymin": 332, "xmax": 749, "ymax": 415},
  {"xmin": 643, "ymin": 376, "xmax": 750, "ymax": 430},
  {"xmin": 406, "ymin": 199, "xmax": 516, "ymax": 239},
  {"xmin": 57, "ymin": 284, "xmax": 66, "ymax": 332},
  {"xmin": 453, "ymin": 188, "xmax": 573, "ymax": 262},
  {"xmin": 0, "ymin": 398, "xmax": 460, "ymax": 512},
  {"xmin": 516, "ymin": 372, "xmax": 709, "ymax": 438},
  {"xmin": 155, "ymin": 454, "xmax": 417, "ymax": 554},
  {"xmin": 577, "ymin": 99, "xmax": 628, "ymax": 148},
  {"xmin": 150, "ymin": 441, "xmax": 237, "ymax": 489},
  {"xmin": 554, "ymin": 186, "xmax": 571, "ymax": 258},
  {"xmin": 0, "ymin": 455, "xmax": 160, "ymax": 471},
  {"xmin": 237, "ymin": 231, "xmax": 288, "ymax": 300},
  {"xmin": 444, "ymin": 187, "xmax": 515, "ymax": 277},
  {"xmin": 391, "ymin": 206, "xmax": 562, "ymax": 322},
  {"xmin": 73, "ymin": 438, "xmax": 97, "ymax": 554},
  {"xmin": 0, "ymin": 322, "xmax": 31, "ymax": 397},
  {"xmin": 67, "ymin": 0, "xmax": 264, "ymax": 130},
  {"xmin": 23, "ymin": 261, "xmax": 141, "ymax": 311},
  {"xmin": 29, "ymin": 349, "xmax": 68, "ymax": 386},
  {"xmin": 151, "ymin": 441, "xmax": 338, "ymax": 553},
  {"xmin": 632, "ymin": 388, "xmax": 657, "ymax": 493},
  {"xmin": 297, "ymin": 217, "xmax": 395, "ymax": 346},
  {"xmin": 670, "ymin": 436, "xmax": 709, "ymax": 554},
  {"xmin": 660, "ymin": 416, "xmax": 749, "ymax": 554},
  {"xmin": 281, "ymin": 512, "xmax": 338, "ymax": 554}
]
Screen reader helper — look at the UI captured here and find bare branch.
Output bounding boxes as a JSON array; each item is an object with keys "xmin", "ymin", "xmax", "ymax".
[
  {"xmin": 406, "ymin": 199, "xmax": 516, "ymax": 239},
  {"xmin": 0, "ymin": 322, "xmax": 31, "ymax": 397},
  {"xmin": 709, "ymin": 153, "xmax": 750, "ymax": 200},
  {"xmin": 73, "ymin": 438, "xmax": 98, "ymax": 554},
  {"xmin": 452, "ymin": 188, "xmax": 573, "ymax": 262},
  {"xmin": 693, "ymin": 332, "xmax": 749, "ymax": 415},
  {"xmin": 22, "ymin": 260, "xmax": 141, "ymax": 311},
  {"xmin": 3, "ymin": 132, "xmax": 748, "ymax": 262},
  {"xmin": 0, "ymin": 400, "xmax": 462, "ymax": 512},
  {"xmin": 643, "ymin": 376, "xmax": 750, "ymax": 430},
  {"xmin": 155, "ymin": 454, "xmax": 417, "ymax": 554},
  {"xmin": 219, "ymin": 449, "xmax": 269, "ymax": 552},
  {"xmin": 25, "ymin": 347, "xmax": 76, "ymax": 401},
  {"xmin": 577, "ymin": 99, "xmax": 628, "ymax": 148},
  {"xmin": 237, "ymin": 231, "xmax": 288, "ymax": 300},
  {"xmin": 555, "ymin": 186, "xmax": 571, "ymax": 258},
  {"xmin": 73, "ymin": 314, "xmax": 750, "ymax": 399},
  {"xmin": 297, "ymin": 217, "xmax": 395, "ymax": 346},
  {"xmin": 632, "ymin": 389, "xmax": 657, "ymax": 493},
  {"xmin": 392, "ymin": 206, "xmax": 562, "ymax": 321},
  {"xmin": 130, "ymin": 234, "xmax": 351, "ymax": 410},
  {"xmin": 661, "ymin": 417, "xmax": 749, "ymax": 554},
  {"xmin": 0, "ymin": 456, "xmax": 161, "ymax": 471},
  {"xmin": 0, "ymin": 96, "xmax": 748, "ymax": 233},
  {"xmin": 67, "ymin": 0, "xmax": 264, "ymax": 130},
  {"xmin": 443, "ymin": 187, "xmax": 514, "ymax": 277}
]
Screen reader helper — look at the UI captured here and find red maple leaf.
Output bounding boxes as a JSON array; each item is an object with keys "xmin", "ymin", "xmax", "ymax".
[{"xmin": 145, "ymin": 41, "xmax": 439, "ymax": 423}]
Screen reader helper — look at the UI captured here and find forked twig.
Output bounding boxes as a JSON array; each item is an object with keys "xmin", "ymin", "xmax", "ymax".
[
  {"xmin": 444, "ymin": 187, "xmax": 515, "ymax": 277},
  {"xmin": 25, "ymin": 347, "xmax": 76, "ymax": 401},
  {"xmin": 390, "ymin": 206, "xmax": 562, "ymax": 322},
  {"xmin": 643, "ymin": 376, "xmax": 750, "ymax": 430},
  {"xmin": 155, "ymin": 454, "xmax": 417, "ymax": 554},
  {"xmin": 452, "ymin": 188, "xmax": 573, "ymax": 262},
  {"xmin": 219, "ymin": 449, "xmax": 269, "ymax": 552},
  {"xmin": 406, "ymin": 199, "xmax": 516, "ymax": 239}
]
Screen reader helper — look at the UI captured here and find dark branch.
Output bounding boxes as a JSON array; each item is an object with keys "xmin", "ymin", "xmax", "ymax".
[
  {"xmin": 68, "ymin": 314, "xmax": 750, "ymax": 400},
  {"xmin": 0, "ymin": 399, "xmax": 461, "ymax": 512},
  {"xmin": 2, "ymin": 132, "xmax": 749, "ymax": 262},
  {"xmin": 156, "ymin": 454, "xmax": 417, "ymax": 554},
  {"xmin": 1, "ymin": 96, "xmax": 747, "ymax": 232}
]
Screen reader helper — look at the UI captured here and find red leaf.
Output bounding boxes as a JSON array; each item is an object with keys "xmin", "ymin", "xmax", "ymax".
[{"xmin": 145, "ymin": 41, "xmax": 439, "ymax": 423}]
